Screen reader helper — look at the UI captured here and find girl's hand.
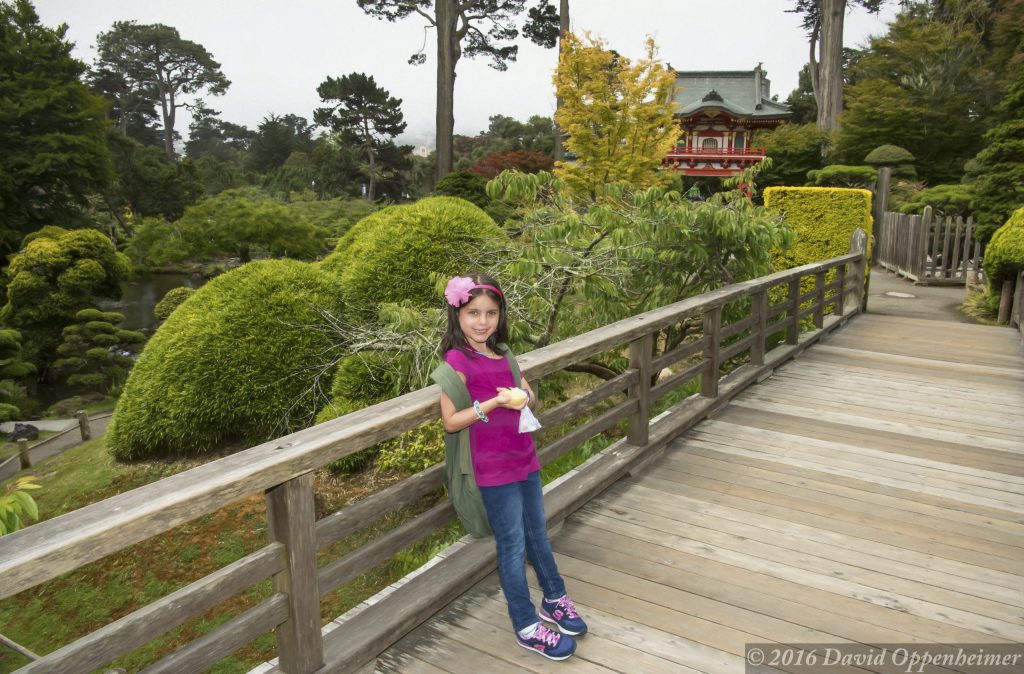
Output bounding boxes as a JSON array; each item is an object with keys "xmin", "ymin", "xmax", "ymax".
[{"xmin": 495, "ymin": 387, "xmax": 528, "ymax": 410}]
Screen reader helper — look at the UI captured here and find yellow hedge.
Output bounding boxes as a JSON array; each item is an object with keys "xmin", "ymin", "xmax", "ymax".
[{"xmin": 763, "ymin": 186, "xmax": 873, "ymax": 270}]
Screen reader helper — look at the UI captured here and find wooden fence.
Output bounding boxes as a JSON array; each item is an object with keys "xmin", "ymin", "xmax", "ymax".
[
  {"xmin": 0, "ymin": 231, "xmax": 868, "ymax": 674},
  {"xmin": 876, "ymin": 206, "xmax": 984, "ymax": 285},
  {"xmin": 1011, "ymin": 269, "xmax": 1024, "ymax": 337}
]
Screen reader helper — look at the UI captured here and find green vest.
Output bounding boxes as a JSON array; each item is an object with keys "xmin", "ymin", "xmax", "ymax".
[{"xmin": 430, "ymin": 346, "xmax": 522, "ymax": 538}]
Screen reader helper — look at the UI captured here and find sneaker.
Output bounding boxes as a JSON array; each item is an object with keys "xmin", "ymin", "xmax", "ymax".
[
  {"xmin": 515, "ymin": 623, "xmax": 576, "ymax": 660},
  {"xmin": 539, "ymin": 595, "xmax": 588, "ymax": 636}
]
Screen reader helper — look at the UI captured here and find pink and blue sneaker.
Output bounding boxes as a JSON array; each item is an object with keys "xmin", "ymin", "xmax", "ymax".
[
  {"xmin": 539, "ymin": 595, "xmax": 588, "ymax": 636},
  {"xmin": 515, "ymin": 622, "xmax": 576, "ymax": 660}
]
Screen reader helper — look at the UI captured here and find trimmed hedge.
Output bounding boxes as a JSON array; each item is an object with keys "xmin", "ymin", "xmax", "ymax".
[
  {"xmin": 153, "ymin": 286, "xmax": 195, "ymax": 323},
  {"xmin": 764, "ymin": 187, "xmax": 873, "ymax": 271},
  {"xmin": 319, "ymin": 196, "xmax": 506, "ymax": 317},
  {"xmin": 983, "ymin": 207, "xmax": 1024, "ymax": 287},
  {"xmin": 107, "ymin": 259, "xmax": 344, "ymax": 460}
]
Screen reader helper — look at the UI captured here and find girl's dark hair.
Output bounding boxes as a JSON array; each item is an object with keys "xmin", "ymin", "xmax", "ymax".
[{"xmin": 439, "ymin": 273, "xmax": 509, "ymax": 357}]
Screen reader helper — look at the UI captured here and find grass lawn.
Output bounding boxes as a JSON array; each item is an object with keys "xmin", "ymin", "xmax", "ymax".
[{"xmin": 0, "ymin": 431, "xmax": 59, "ymax": 462}]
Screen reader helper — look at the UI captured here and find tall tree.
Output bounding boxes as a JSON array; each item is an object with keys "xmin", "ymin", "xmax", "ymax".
[
  {"xmin": 0, "ymin": 0, "xmax": 113, "ymax": 260},
  {"xmin": 315, "ymin": 73, "xmax": 407, "ymax": 201},
  {"xmin": 94, "ymin": 21, "xmax": 230, "ymax": 159},
  {"xmin": 967, "ymin": 65, "xmax": 1024, "ymax": 242},
  {"xmin": 356, "ymin": 0, "xmax": 559, "ymax": 183},
  {"xmin": 834, "ymin": 3, "xmax": 995, "ymax": 183},
  {"xmin": 790, "ymin": 0, "xmax": 884, "ymax": 132},
  {"xmin": 247, "ymin": 114, "xmax": 317, "ymax": 174},
  {"xmin": 553, "ymin": 33, "xmax": 680, "ymax": 199}
]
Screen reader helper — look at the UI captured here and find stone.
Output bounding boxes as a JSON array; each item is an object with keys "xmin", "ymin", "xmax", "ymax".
[{"xmin": 8, "ymin": 423, "xmax": 39, "ymax": 442}]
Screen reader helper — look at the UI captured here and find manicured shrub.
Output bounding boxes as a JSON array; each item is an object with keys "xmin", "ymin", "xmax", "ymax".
[
  {"xmin": 806, "ymin": 165, "xmax": 878, "ymax": 189},
  {"xmin": 107, "ymin": 259, "xmax": 344, "ymax": 460},
  {"xmin": 320, "ymin": 196, "xmax": 506, "ymax": 317},
  {"xmin": 896, "ymin": 183, "xmax": 972, "ymax": 218},
  {"xmin": 764, "ymin": 187, "xmax": 873, "ymax": 270},
  {"xmin": 153, "ymin": 286, "xmax": 195, "ymax": 323},
  {"xmin": 864, "ymin": 144, "xmax": 915, "ymax": 166},
  {"xmin": 52, "ymin": 309, "xmax": 145, "ymax": 394},
  {"xmin": 983, "ymin": 207, "xmax": 1024, "ymax": 287}
]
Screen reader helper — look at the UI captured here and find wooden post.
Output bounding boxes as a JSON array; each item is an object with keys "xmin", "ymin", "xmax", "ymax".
[
  {"xmin": 18, "ymin": 439, "xmax": 31, "ymax": 470},
  {"xmin": 786, "ymin": 278, "xmax": 800, "ymax": 345},
  {"xmin": 266, "ymin": 474, "xmax": 323, "ymax": 674},
  {"xmin": 813, "ymin": 271, "xmax": 826, "ymax": 329},
  {"xmin": 626, "ymin": 334, "xmax": 653, "ymax": 447},
  {"xmin": 939, "ymin": 215, "xmax": 953, "ymax": 279},
  {"xmin": 848, "ymin": 228, "xmax": 869, "ymax": 314},
  {"xmin": 998, "ymin": 279, "xmax": 1013, "ymax": 324},
  {"xmin": 701, "ymin": 306, "xmax": 722, "ymax": 398},
  {"xmin": 870, "ymin": 167, "xmax": 891, "ymax": 266},
  {"xmin": 76, "ymin": 411, "xmax": 91, "ymax": 442},
  {"xmin": 751, "ymin": 290, "xmax": 767, "ymax": 366},
  {"xmin": 913, "ymin": 207, "xmax": 931, "ymax": 280},
  {"xmin": 950, "ymin": 216, "xmax": 963, "ymax": 280},
  {"xmin": 834, "ymin": 265, "xmax": 846, "ymax": 317}
]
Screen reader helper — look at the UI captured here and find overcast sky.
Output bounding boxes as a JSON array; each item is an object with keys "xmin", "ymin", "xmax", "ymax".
[{"xmin": 32, "ymin": 0, "xmax": 899, "ymax": 149}]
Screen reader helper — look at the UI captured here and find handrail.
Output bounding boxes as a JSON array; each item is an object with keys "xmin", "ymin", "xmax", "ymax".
[{"xmin": 0, "ymin": 229, "xmax": 868, "ymax": 674}]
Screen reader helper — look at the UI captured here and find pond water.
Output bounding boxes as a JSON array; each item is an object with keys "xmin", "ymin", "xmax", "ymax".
[{"xmin": 98, "ymin": 272, "xmax": 207, "ymax": 333}]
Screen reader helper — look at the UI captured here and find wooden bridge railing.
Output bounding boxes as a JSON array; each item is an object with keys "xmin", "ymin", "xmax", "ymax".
[
  {"xmin": 0, "ymin": 231, "xmax": 868, "ymax": 674},
  {"xmin": 876, "ymin": 206, "xmax": 984, "ymax": 286}
]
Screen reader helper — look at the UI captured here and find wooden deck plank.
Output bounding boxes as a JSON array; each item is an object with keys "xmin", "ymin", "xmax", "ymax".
[
  {"xmin": 719, "ymin": 403, "xmax": 1024, "ymax": 471},
  {"xmin": 574, "ymin": 502, "xmax": 1024, "ymax": 618},
  {"xmin": 658, "ymin": 447, "xmax": 1024, "ymax": 548},
  {"xmin": 370, "ymin": 313, "xmax": 1023, "ymax": 673},
  {"xmin": 591, "ymin": 483, "xmax": 1023, "ymax": 593},
  {"xmin": 629, "ymin": 474, "xmax": 1021, "ymax": 574}
]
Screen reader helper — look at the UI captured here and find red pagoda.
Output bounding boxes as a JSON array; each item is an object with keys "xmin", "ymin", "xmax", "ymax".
[{"xmin": 664, "ymin": 64, "xmax": 791, "ymax": 177}]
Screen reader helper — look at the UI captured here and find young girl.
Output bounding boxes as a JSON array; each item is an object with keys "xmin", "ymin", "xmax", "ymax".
[{"xmin": 438, "ymin": 273, "xmax": 587, "ymax": 661}]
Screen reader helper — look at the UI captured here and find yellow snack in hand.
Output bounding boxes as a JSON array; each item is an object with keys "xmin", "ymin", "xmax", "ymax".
[{"xmin": 504, "ymin": 387, "xmax": 528, "ymax": 407}]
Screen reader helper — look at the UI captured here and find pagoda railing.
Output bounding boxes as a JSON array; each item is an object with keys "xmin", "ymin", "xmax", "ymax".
[{"xmin": 666, "ymin": 146, "xmax": 766, "ymax": 158}]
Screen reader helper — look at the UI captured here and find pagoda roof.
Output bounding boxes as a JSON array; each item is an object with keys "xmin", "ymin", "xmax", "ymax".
[{"xmin": 671, "ymin": 64, "xmax": 792, "ymax": 120}]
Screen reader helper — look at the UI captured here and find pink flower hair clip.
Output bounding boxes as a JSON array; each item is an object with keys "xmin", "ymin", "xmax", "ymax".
[
  {"xmin": 444, "ymin": 276, "xmax": 476, "ymax": 307},
  {"xmin": 444, "ymin": 276, "xmax": 504, "ymax": 307}
]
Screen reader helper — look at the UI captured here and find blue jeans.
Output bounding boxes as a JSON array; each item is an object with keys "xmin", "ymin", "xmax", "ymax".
[{"xmin": 479, "ymin": 471, "xmax": 566, "ymax": 632}]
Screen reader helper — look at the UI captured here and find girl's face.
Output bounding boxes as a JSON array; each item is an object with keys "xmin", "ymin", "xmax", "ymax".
[{"xmin": 458, "ymin": 293, "xmax": 501, "ymax": 351}]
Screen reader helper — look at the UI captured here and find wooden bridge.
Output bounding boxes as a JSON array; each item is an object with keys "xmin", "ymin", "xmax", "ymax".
[{"xmin": 2, "ymin": 230, "xmax": 1022, "ymax": 674}]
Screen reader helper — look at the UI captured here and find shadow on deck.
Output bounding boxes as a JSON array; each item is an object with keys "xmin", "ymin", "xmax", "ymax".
[{"xmin": 369, "ymin": 314, "xmax": 1024, "ymax": 673}]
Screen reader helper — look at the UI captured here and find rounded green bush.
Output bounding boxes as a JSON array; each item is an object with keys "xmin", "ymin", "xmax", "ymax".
[
  {"xmin": 107, "ymin": 259, "xmax": 344, "ymax": 460},
  {"xmin": 864, "ymin": 144, "xmax": 915, "ymax": 166},
  {"xmin": 983, "ymin": 207, "xmax": 1024, "ymax": 286},
  {"xmin": 154, "ymin": 286, "xmax": 195, "ymax": 323},
  {"xmin": 319, "ymin": 196, "xmax": 505, "ymax": 316}
]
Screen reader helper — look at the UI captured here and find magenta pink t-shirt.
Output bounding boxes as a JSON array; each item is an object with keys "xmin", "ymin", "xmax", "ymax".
[{"xmin": 444, "ymin": 348, "xmax": 540, "ymax": 487}]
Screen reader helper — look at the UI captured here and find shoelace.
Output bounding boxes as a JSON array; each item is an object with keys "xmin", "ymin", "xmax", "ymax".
[
  {"xmin": 557, "ymin": 596, "xmax": 580, "ymax": 619},
  {"xmin": 534, "ymin": 624, "xmax": 560, "ymax": 647}
]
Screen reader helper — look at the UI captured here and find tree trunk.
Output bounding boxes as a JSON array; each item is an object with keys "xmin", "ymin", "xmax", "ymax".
[
  {"xmin": 816, "ymin": 0, "xmax": 846, "ymax": 133},
  {"xmin": 552, "ymin": 0, "xmax": 570, "ymax": 162},
  {"xmin": 367, "ymin": 143, "xmax": 377, "ymax": 202},
  {"xmin": 435, "ymin": 0, "xmax": 459, "ymax": 184}
]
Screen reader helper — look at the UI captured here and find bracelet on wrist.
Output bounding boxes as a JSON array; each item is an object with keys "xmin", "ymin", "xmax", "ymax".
[
  {"xmin": 473, "ymin": 400, "xmax": 489, "ymax": 423},
  {"xmin": 523, "ymin": 387, "xmax": 531, "ymax": 403}
]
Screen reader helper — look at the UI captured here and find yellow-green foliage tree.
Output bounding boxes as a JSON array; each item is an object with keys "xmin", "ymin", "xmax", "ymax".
[
  {"xmin": 553, "ymin": 32, "xmax": 680, "ymax": 199},
  {"xmin": 763, "ymin": 187, "xmax": 873, "ymax": 271}
]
